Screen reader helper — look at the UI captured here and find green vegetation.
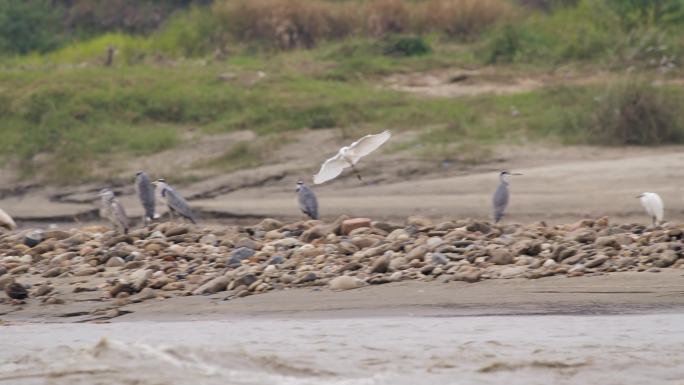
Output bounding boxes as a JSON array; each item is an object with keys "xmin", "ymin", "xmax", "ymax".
[{"xmin": 1, "ymin": 0, "xmax": 684, "ymax": 184}]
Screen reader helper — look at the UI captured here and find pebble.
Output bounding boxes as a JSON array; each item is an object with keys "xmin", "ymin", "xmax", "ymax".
[
  {"xmin": 369, "ymin": 255, "xmax": 391, "ymax": 274},
  {"xmin": 340, "ymin": 218, "xmax": 372, "ymax": 235},
  {"xmin": 489, "ymin": 248, "xmax": 513, "ymax": 265},
  {"xmin": 329, "ymin": 275, "xmax": 363, "ymax": 290},
  {"xmin": 430, "ymin": 253, "xmax": 449, "ymax": 265},
  {"xmin": 193, "ymin": 276, "xmax": 230, "ymax": 295},
  {"xmin": 106, "ymin": 257, "xmax": 125, "ymax": 267},
  {"xmin": 228, "ymin": 247, "xmax": 255, "ymax": 267}
]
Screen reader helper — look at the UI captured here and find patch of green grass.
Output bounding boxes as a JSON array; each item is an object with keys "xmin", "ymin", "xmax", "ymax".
[
  {"xmin": 481, "ymin": 0, "xmax": 684, "ymax": 68},
  {"xmin": 416, "ymin": 82, "xmax": 684, "ymax": 151}
]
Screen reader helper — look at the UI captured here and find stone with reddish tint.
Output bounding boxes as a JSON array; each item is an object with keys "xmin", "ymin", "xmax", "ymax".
[{"xmin": 340, "ymin": 218, "xmax": 372, "ymax": 235}]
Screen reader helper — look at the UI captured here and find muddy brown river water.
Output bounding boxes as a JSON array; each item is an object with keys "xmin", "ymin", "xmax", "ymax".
[{"xmin": 2, "ymin": 312, "xmax": 684, "ymax": 385}]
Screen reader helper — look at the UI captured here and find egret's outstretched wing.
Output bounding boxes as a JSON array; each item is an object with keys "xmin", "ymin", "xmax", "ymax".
[
  {"xmin": 165, "ymin": 187, "xmax": 196, "ymax": 224},
  {"xmin": 0, "ymin": 208, "xmax": 16, "ymax": 230},
  {"xmin": 346, "ymin": 130, "xmax": 391, "ymax": 164},
  {"xmin": 313, "ymin": 153, "xmax": 348, "ymax": 184}
]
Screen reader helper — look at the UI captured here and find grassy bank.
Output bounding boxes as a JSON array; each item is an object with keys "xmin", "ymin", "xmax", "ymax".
[
  {"xmin": 2, "ymin": 55, "xmax": 683, "ymax": 183},
  {"xmin": 1, "ymin": 0, "xmax": 684, "ymax": 184}
]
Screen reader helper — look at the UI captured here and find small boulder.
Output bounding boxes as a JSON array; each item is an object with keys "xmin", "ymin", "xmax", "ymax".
[
  {"xmin": 5, "ymin": 282, "xmax": 28, "ymax": 300},
  {"xmin": 24, "ymin": 231, "xmax": 43, "ymax": 247},
  {"xmin": 329, "ymin": 276, "xmax": 364, "ymax": 291},
  {"xmin": 106, "ymin": 257, "xmax": 125, "ymax": 268},
  {"xmin": 407, "ymin": 216, "xmax": 432, "ymax": 227},
  {"xmin": 369, "ymin": 255, "xmax": 391, "ymax": 274},
  {"xmin": 489, "ymin": 248, "xmax": 513, "ymax": 265},
  {"xmin": 193, "ymin": 276, "xmax": 230, "ymax": 295},
  {"xmin": 228, "ymin": 247, "xmax": 255, "ymax": 267},
  {"xmin": 340, "ymin": 218, "xmax": 372, "ymax": 235}
]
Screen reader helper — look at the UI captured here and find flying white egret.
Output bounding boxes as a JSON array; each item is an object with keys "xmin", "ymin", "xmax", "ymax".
[
  {"xmin": 296, "ymin": 180, "xmax": 318, "ymax": 219},
  {"xmin": 98, "ymin": 188, "xmax": 129, "ymax": 234},
  {"xmin": 152, "ymin": 179, "xmax": 197, "ymax": 224},
  {"xmin": 0, "ymin": 208, "xmax": 16, "ymax": 231},
  {"xmin": 637, "ymin": 192, "xmax": 664, "ymax": 226},
  {"xmin": 492, "ymin": 170, "xmax": 523, "ymax": 224},
  {"xmin": 313, "ymin": 130, "xmax": 391, "ymax": 184}
]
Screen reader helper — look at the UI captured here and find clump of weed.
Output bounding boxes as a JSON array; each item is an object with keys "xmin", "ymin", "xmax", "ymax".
[
  {"xmin": 382, "ymin": 36, "xmax": 431, "ymax": 56},
  {"xmin": 587, "ymin": 80, "xmax": 683, "ymax": 145}
]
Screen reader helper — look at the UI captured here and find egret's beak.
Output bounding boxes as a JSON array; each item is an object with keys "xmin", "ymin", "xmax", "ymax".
[
  {"xmin": 512, "ymin": 173, "xmax": 523, "ymax": 176},
  {"xmin": 635, "ymin": 194, "xmax": 643, "ymax": 198}
]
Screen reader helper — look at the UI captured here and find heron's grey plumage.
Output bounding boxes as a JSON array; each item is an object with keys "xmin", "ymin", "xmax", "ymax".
[
  {"xmin": 135, "ymin": 171, "xmax": 156, "ymax": 224},
  {"xmin": 492, "ymin": 181, "xmax": 509, "ymax": 224},
  {"xmin": 99, "ymin": 188, "xmax": 129, "ymax": 234},
  {"xmin": 154, "ymin": 179, "xmax": 196, "ymax": 224},
  {"xmin": 296, "ymin": 181, "xmax": 318, "ymax": 220},
  {"xmin": 492, "ymin": 171, "xmax": 520, "ymax": 224}
]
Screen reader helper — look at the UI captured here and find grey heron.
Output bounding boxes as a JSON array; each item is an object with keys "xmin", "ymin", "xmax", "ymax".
[
  {"xmin": 98, "ymin": 188, "xmax": 129, "ymax": 234},
  {"xmin": 135, "ymin": 171, "xmax": 156, "ymax": 224},
  {"xmin": 152, "ymin": 179, "xmax": 197, "ymax": 224},
  {"xmin": 314, "ymin": 130, "xmax": 391, "ymax": 184},
  {"xmin": 296, "ymin": 180, "xmax": 319, "ymax": 219},
  {"xmin": 492, "ymin": 170, "xmax": 523, "ymax": 224},
  {"xmin": 637, "ymin": 192, "xmax": 664, "ymax": 226}
]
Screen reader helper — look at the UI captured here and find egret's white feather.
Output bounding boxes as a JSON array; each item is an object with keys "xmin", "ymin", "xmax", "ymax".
[
  {"xmin": 346, "ymin": 130, "xmax": 391, "ymax": 164},
  {"xmin": 313, "ymin": 153, "xmax": 348, "ymax": 184},
  {"xmin": 639, "ymin": 192, "xmax": 664, "ymax": 225},
  {"xmin": 0, "ymin": 208, "xmax": 16, "ymax": 230},
  {"xmin": 313, "ymin": 130, "xmax": 391, "ymax": 184}
]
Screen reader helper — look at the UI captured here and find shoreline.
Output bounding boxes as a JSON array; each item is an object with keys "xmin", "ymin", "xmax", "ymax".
[{"xmin": 3, "ymin": 270, "xmax": 683, "ymax": 324}]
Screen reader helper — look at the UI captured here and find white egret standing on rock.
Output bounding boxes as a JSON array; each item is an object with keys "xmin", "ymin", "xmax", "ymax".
[
  {"xmin": 492, "ymin": 170, "xmax": 523, "ymax": 224},
  {"xmin": 0, "ymin": 208, "xmax": 16, "ymax": 231},
  {"xmin": 152, "ymin": 179, "xmax": 197, "ymax": 224},
  {"xmin": 98, "ymin": 188, "xmax": 129, "ymax": 234},
  {"xmin": 313, "ymin": 130, "xmax": 391, "ymax": 184},
  {"xmin": 637, "ymin": 192, "xmax": 664, "ymax": 227},
  {"xmin": 296, "ymin": 180, "xmax": 319, "ymax": 220},
  {"xmin": 135, "ymin": 171, "xmax": 156, "ymax": 225}
]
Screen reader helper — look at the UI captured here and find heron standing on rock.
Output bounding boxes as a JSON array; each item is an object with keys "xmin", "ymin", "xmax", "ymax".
[
  {"xmin": 135, "ymin": 171, "xmax": 156, "ymax": 225},
  {"xmin": 152, "ymin": 179, "xmax": 197, "ymax": 224},
  {"xmin": 492, "ymin": 170, "xmax": 523, "ymax": 224},
  {"xmin": 296, "ymin": 180, "xmax": 319, "ymax": 220},
  {"xmin": 98, "ymin": 188, "xmax": 129, "ymax": 234},
  {"xmin": 637, "ymin": 192, "xmax": 664, "ymax": 227}
]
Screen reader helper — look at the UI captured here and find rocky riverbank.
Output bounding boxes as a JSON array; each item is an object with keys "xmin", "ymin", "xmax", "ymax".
[{"xmin": 1, "ymin": 216, "xmax": 683, "ymax": 317}]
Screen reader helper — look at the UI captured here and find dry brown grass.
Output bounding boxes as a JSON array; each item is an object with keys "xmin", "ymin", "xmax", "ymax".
[
  {"xmin": 419, "ymin": 0, "xmax": 516, "ymax": 39},
  {"xmin": 213, "ymin": 0, "xmax": 358, "ymax": 49},
  {"xmin": 364, "ymin": 0, "xmax": 411, "ymax": 36},
  {"xmin": 212, "ymin": 0, "xmax": 514, "ymax": 49}
]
